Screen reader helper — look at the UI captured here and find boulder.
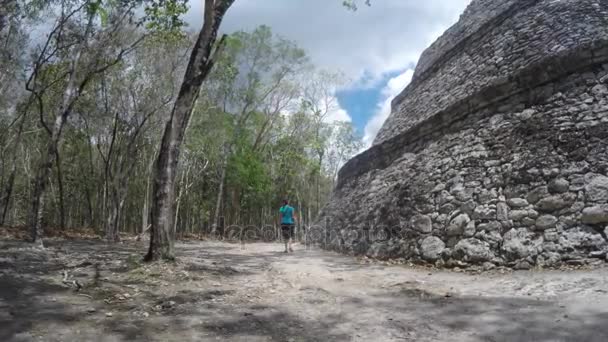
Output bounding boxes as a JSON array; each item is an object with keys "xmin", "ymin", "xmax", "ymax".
[
  {"xmin": 419, "ymin": 236, "xmax": 446, "ymax": 261},
  {"xmin": 509, "ymin": 210, "xmax": 529, "ymax": 221},
  {"xmin": 548, "ymin": 178, "xmax": 570, "ymax": 194},
  {"xmin": 536, "ymin": 195, "xmax": 571, "ymax": 212},
  {"xmin": 502, "ymin": 228, "xmax": 538, "ymax": 261},
  {"xmin": 581, "ymin": 205, "xmax": 608, "ymax": 224},
  {"xmin": 453, "ymin": 238, "xmax": 493, "ymax": 262},
  {"xmin": 506, "ymin": 198, "xmax": 528, "ymax": 208},
  {"xmin": 585, "ymin": 173, "xmax": 608, "ymax": 202},
  {"xmin": 411, "ymin": 215, "xmax": 432, "ymax": 233},
  {"xmin": 496, "ymin": 202, "xmax": 509, "ymax": 221},
  {"xmin": 535, "ymin": 215, "xmax": 558, "ymax": 230},
  {"xmin": 447, "ymin": 214, "xmax": 470, "ymax": 236},
  {"xmin": 558, "ymin": 227, "xmax": 607, "ymax": 252}
]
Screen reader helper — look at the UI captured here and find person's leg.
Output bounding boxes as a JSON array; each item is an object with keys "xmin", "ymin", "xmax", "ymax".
[
  {"xmin": 281, "ymin": 225, "xmax": 289, "ymax": 252},
  {"xmin": 288, "ymin": 225, "xmax": 294, "ymax": 252}
]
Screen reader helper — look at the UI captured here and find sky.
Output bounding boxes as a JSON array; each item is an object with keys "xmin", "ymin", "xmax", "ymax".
[{"xmin": 186, "ymin": 0, "xmax": 471, "ymax": 147}]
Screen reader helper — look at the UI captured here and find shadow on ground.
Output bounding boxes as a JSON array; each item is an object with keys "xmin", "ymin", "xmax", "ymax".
[{"xmin": 1, "ymin": 239, "xmax": 607, "ymax": 341}]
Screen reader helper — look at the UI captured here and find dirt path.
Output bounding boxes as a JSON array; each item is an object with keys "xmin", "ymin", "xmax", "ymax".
[{"xmin": 1, "ymin": 240, "xmax": 608, "ymax": 342}]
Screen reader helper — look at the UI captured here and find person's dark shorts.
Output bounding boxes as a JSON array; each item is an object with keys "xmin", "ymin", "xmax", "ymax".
[{"xmin": 281, "ymin": 224, "xmax": 295, "ymax": 240}]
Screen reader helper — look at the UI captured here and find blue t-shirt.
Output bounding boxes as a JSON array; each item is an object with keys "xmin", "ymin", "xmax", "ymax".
[{"xmin": 280, "ymin": 205, "xmax": 295, "ymax": 224}]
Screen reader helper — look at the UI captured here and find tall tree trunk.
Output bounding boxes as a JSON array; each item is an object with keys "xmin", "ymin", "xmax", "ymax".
[
  {"xmin": 145, "ymin": 0, "xmax": 234, "ymax": 261},
  {"xmin": 106, "ymin": 199, "xmax": 119, "ymax": 242},
  {"xmin": 142, "ymin": 144, "xmax": 158, "ymax": 234}
]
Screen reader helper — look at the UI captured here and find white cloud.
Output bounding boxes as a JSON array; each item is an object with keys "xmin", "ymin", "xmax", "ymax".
[
  {"xmin": 362, "ymin": 69, "xmax": 414, "ymax": 147},
  {"xmin": 186, "ymin": 0, "xmax": 471, "ymax": 87},
  {"xmin": 325, "ymin": 106, "xmax": 352, "ymax": 123}
]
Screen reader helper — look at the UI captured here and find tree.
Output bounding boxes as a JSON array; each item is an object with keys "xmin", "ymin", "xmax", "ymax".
[
  {"xmin": 327, "ymin": 121, "xmax": 363, "ymax": 182},
  {"xmin": 25, "ymin": 1, "xmax": 146, "ymax": 244},
  {"xmin": 145, "ymin": 0, "xmax": 235, "ymax": 261},
  {"xmin": 0, "ymin": 0, "xmax": 366, "ymax": 253},
  {"xmin": 207, "ymin": 25, "xmax": 308, "ymax": 234}
]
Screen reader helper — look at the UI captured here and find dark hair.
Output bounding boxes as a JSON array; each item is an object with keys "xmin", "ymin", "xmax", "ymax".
[{"xmin": 283, "ymin": 199, "xmax": 289, "ymax": 205}]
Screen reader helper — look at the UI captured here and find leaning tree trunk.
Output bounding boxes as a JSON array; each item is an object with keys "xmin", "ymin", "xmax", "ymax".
[{"xmin": 145, "ymin": 0, "xmax": 234, "ymax": 261}]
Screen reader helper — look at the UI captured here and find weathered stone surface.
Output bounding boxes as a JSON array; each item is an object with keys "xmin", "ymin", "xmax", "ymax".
[
  {"xmin": 548, "ymin": 178, "xmax": 570, "ymax": 194},
  {"xmin": 420, "ymin": 236, "xmax": 445, "ymax": 261},
  {"xmin": 502, "ymin": 229, "xmax": 537, "ymax": 261},
  {"xmin": 460, "ymin": 200, "xmax": 477, "ymax": 216},
  {"xmin": 477, "ymin": 221, "xmax": 501, "ymax": 232},
  {"xmin": 558, "ymin": 227, "xmax": 608, "ymax": 254},
  {"xmin": 473, "ymin": 206, "xmax": 496, "ymax": 220},
  {"xmin": 527, "ymin": 187, "xmax": 549, "ymax": 205},
  {"xmin": 536, "ymin": 195, "xmax": 572, "ymax": 212},
  {"xmin": 509, "ymin": 210, "xmax": 528, "ymax": 221},
  {"xmin": 316, "ymin": 0, "xmax": 608, "ymax": 268},
  {"xmin": 464, "ymin": 221, "xmax": 476, "ymax": 237},
  {"xmin": 496, "ymin": 202, "xmax": 509, "ymax": 221},
  {"xmin": 585, "ymin": 174, "xmax": 608, "ymax": 203},
  {"xmin": 411, "ymin": 215, "xmax": 432, "ymax": 233},
  {"xmin": 453, "ymin": 238, "xmax": 493, "ymax": 263},
  {"xmin": 506, "ymin": 198, "xmax": 528, "ymax": 208},
  {"xmin": 581, "ymin": 206, "xmax": 608, "ymax": 225},
  {"xmin": 447, "ymin": 214, "xmax": 470, "ymax": 236},
  {"xmin": 535, "ymin": 215, "xmax": 559, "ymax": 230}
]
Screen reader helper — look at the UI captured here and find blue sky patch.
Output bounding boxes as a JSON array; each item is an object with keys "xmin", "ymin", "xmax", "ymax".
[{"xmin": 336, "ymin": 69, "xmax": 409, "ymax": 133}]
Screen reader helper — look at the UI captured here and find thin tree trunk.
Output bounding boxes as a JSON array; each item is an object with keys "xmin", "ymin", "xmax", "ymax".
[
  {"xmin": 55, "ymin": 150, "xmax": 65, "ymax": 230},
  {"xmin": 142, "ymin": 145, "xmax": 158, "ymax": 234},
  {"xmin": 212, "ymin": 150, "xmax": 227, "ymax": 235},
  {"xmin": 82, "ymin": 173, "xmax": 94, "ymax": 227},
  {"xmin": 0, "ymin": 110, "xmax": 27, "ymax": 225},
  {"xmin": 106, "ymin": 199, "xmax": 119, "ymax": 242},
  {"xmin": 173, "ymin": 164, "xmax": 190, "ymax": 240}
]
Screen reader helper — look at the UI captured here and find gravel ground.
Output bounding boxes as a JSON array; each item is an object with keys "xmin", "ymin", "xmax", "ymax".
[{"xmin": 1, "ymin": 239, "xmax": 607, "ymax": 342}]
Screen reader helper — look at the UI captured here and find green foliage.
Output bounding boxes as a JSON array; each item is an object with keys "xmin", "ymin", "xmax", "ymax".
[
  {"xmin": 143, "ymin": 0, "xmax": 188, "ymax": 35},
  {"xmin": 0, "ymin": 19, "xmax": 364, "ymax": 236},
  {"xmin": 228, "ymin": 145, "xmax": 272, "ymax": 205}
]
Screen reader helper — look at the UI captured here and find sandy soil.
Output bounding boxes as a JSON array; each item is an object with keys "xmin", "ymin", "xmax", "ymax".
[{"xmin": 1, "ymin": 239, "xmax": 607, "ymax": 342}]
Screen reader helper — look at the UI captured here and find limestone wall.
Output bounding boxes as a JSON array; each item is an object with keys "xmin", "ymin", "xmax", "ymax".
[
  {"xmin": 412, "ymin": 0, "xmax": 519, "ymax": 80},
  {"xmin": 375, "ymin": 0, "xmax": 608, "ymax": 145},
  {"xmin": 317, "ymin": 0, "xmax": 608, "ymax": 268}
]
